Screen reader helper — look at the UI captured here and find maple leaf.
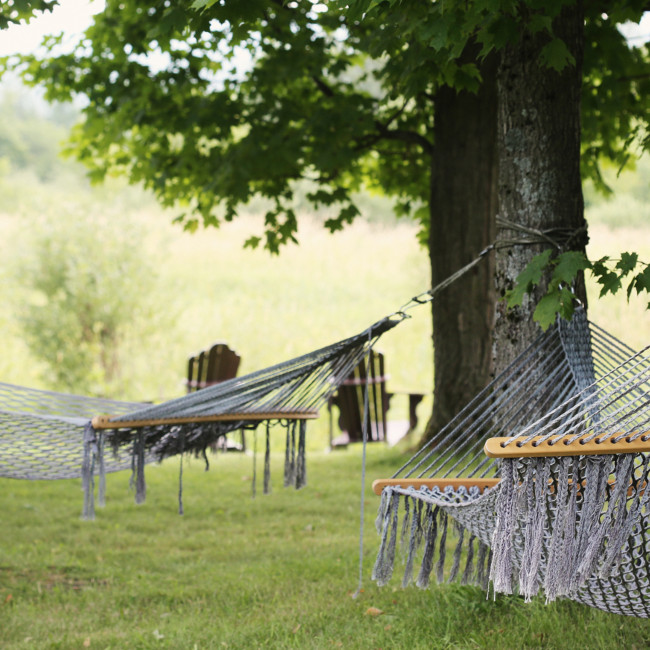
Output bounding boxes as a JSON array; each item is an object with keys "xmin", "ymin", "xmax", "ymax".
[
  {"xmin": 365, "ymin": 606, "xmax": 384, "ymax": 616},
  {"xmin": 506, "ymin": 250, "xmax": 553, "ymax": 308}
]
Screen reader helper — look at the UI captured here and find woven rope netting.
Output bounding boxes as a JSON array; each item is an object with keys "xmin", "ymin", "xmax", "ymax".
[
  {"xmin": 0, "ymin": 315, "xmax": 401, "ymax": 516},
  {"xmin": 372, "ymin": 308, "xmax": 650, "ymax": 617},
  {"xmin": 0, "ymin": 249, "xmax": 482, "ymax": 487},
  {"xmin": 0, "ymin": 383, "xmax": 145, "ymax": 481}
]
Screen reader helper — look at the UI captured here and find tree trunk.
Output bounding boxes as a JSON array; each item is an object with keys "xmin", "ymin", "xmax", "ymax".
[
  {"xmin": 422, "ymin": 53, "xmax": 499, "ymax": 442},
  {"xmin": 493, "ymin": 2, "xmax": 587, "ymax": 374}
]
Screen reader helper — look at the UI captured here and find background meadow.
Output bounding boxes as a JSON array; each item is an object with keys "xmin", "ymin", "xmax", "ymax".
[{"xmin": 0, "ymin": 85, "xmax": 649, "ymax": 648}]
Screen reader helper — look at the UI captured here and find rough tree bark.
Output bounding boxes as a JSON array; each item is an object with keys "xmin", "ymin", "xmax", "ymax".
[
  {"xmin": 423, "ymin": 52, "xmax": 499, "ymax": 442},
  {"xmin": 493, "ymin": 1, "xmax": 588, "ymax": 374}
]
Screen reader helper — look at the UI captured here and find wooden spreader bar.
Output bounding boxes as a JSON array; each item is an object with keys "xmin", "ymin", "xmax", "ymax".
[
  {"xmin": 91, "ymin": 410, "xmax": 319, "ymax": 430},
  {"xmin": 485, "ymin": 432, "xmax": 650, "ymax": 458},
  {"xmin": 372, "ymin": 478, "xmax": 500, "ymax": 496},
  {"xmin": 373, "ymin": 477, "xmax": 646, "ymax": 498},
  {"xmin": 373, "ymin": 432, "xmax": 650, "ymax": 497}
]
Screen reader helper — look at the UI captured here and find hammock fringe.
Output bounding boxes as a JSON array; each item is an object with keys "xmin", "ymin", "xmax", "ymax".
[
  {"xmin": 370, "ymin": 309, "xmax": 650, "ymax": 618},
  {"xmin": 371, "ymin": 487, "xmax": 492, "ymax": 592}
]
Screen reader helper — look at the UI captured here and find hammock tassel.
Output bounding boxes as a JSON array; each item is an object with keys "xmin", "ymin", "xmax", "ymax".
[
  {"xmin": 577, "ymin": 454, "xmax": 639, "ymax": 586},
  {"xmin": 475, "ymin": 541, "xmax": 490, "ymax": 591},
  {"xmin": 399, "ymin": 495, "xmax": 411, "ymax": 555},
  {"xmin": 178, "ymin": 429, "xmax": 186, "ymax": 515},
  {"xmin": 375, "ymin": 487, "xmax": 390, "ymax": 534},
  {"xmin": 571, "ymin": 455, "xmax": 614, "ymax": 590},
  {"xmin": 415, "ymin": 503, "xmax": 438, "ymax": 588},
  {"xmin": 372, "ymin": 488, "xmax": 400, "ymax": 586},
  {"xmin": 401, "ymin": 497, "xmax": 422, "ymax": 588},
  {"xmin": 295, "ymin": 420, "xmax": 307, "ymax": 489},
  {"xmin": 284, "ymin": 421, "xmax": 296, "ymax": 488},
  {"xmin": 252, "ymin": 427, "xmax": 258, "ymax": 498},
  {"xmin": 435, "ymin": 510, "xmax": 448, "ymax": 584},
  {"xmin": 97, "ymin": 431, "xmax": 106, "ymax": 508},
  {"xmin": 371, "ymin": 484, "xmax": 491, "ymax": 591},
  {"xmin": 544, "ymin": 456, "xmax": 576, "ymax": 601},
  {"xmin": 461, "ymin": 534, "xmax": 476, "ymax": 586},
  {"xmin": 519, "ymin": 458, "xmax": 551, "ymax": 601},
  {"xmin": 489, "ymin": 459, "xmax": 517, "ymax": 595},
  {"xmin": 385, "ymin": 492, "xmax": 400, "ymax": 579},
  {"xmin": 264, "ymin": 422, "xmax": 271, "ymax": 495},
  {"xmin": 599, "ymin": 454, "xmax": 650, "ymax": 578},
  {"xmin": 131, "ymin": 431, "xmax": 146, "ymax": 505},
  {"xmin": 81, "ymin": 422, "xmax": 97, "ymax": 521},
  {"xmin": 447, "ymin": 521, "xmax": 465, "ymax": 584}
]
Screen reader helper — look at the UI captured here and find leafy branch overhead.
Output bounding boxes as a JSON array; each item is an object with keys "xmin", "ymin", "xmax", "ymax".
[
  {"xmin": 506, "ymin": 250, "xmax": 650, "ymax": 330},
  {"xmin": 0, "ymin": 1, "xmax": 58, "ymax": 30},
  {"xmin": 2, "ymin": 0, "xmax": 648, "ymax": 256}
]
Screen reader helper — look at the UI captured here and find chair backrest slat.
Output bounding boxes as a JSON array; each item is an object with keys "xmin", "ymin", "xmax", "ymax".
[
  {"xmin": 187, "ymin": 342, "xmax": 241, "ymax": 392},
  {"xmin": 332, "ymin": 350, "xmax": 388, "ymax": 443}
]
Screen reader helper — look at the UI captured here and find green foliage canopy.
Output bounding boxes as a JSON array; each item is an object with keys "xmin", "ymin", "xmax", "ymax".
[
  {"xmin": 2, "ymin": 0, "xmax": 649, "ymax": 326},
  {"xmin": 0, "ymin": 0, "xmax": 58, "ymax": 30},
  {"xmin": 3, "ymin": 0, "xmax": 646, "ymax": 253},
  {"xmin": 349, "ymin": 0, "xmax": 650, "ymax": 191},
  {"xmin": 11, "ymin": 1, "xmax": 422, "ymax": 250},
  {"xmin": 507, "ymin": 249, "xmax": 650, "ymax": 329},
  {"xmin": 348, "ymin": 0, "xmax": 650, "ymax": 324}
]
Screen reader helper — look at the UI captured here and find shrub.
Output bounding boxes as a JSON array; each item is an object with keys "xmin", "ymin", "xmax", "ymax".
[{"xmin": 17, "ymin": 208, "xmax": 162, "ymax": 397}]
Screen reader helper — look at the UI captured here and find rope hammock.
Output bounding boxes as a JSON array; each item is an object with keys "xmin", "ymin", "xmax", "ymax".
[
  {"xmin": 0, "ymin": 245, "xmax": 493, "ymax": 513},
  {"xmin": 370, "ymin": 307, "xmax": 650, "ymax": 618},
  {"xmin": 0, "ymin": 314, "xmax": 402, "ymax": 518}
]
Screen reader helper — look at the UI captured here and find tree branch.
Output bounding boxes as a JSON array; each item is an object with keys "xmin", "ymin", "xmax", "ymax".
[
  {"xmin": 312, "ymin": 75, "xmax": 335, "ymax": 97},
  {"xmin": 373, "ymin": 121, "xmax": 433, "ymax": 154},
  {"xmin": 382, "ymin": 99, "xmax": 409, "ymax": 128}
]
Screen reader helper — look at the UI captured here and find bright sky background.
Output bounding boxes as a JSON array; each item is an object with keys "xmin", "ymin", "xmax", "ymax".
[
  {"xmin": 619, "ymin": 12, "xmax": 650, "ymax": 44},
  {"xmin": 0, "ymin": 1, "xmax": 648, "ymax": 58},
  {"xmin": 0, "ymin": 0, "xmax": 104, "ymax": 56}
]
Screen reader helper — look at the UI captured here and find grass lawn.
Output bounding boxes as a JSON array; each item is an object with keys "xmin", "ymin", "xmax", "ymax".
[
  {"xmin": 0, "ymin": 151, "xmax": 648, "ymax": 648},
  {"xmin": 2, "ymin": 444, "xmax": 650, "ymax": 649}
]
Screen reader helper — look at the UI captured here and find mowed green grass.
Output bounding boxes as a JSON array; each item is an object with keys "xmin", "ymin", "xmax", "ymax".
[{"xmin": 2, "ymin": 445, "xmax": 650, "ymax": 649}]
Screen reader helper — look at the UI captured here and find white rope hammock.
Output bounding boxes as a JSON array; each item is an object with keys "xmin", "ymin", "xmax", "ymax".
[
  {"xmin": 371, "ymin": 308, "xmax": 650, "ymax": 618},
  {"xmin": 0, "ymin": 314, "xmax": 403, "ymax": 518}
]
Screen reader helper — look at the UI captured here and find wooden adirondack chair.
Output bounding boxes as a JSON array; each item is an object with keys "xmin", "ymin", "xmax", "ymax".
[
  {"xmin": 186, "ymin": 342, "xmax": 241, "ymax": 392},
  {"xmin": 328, "ymin": 350, "xmax": 424, "ymax": 448},
  {"xmin": 186, "ymin": 342, "xmax": 244, "ymax": 450}
]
